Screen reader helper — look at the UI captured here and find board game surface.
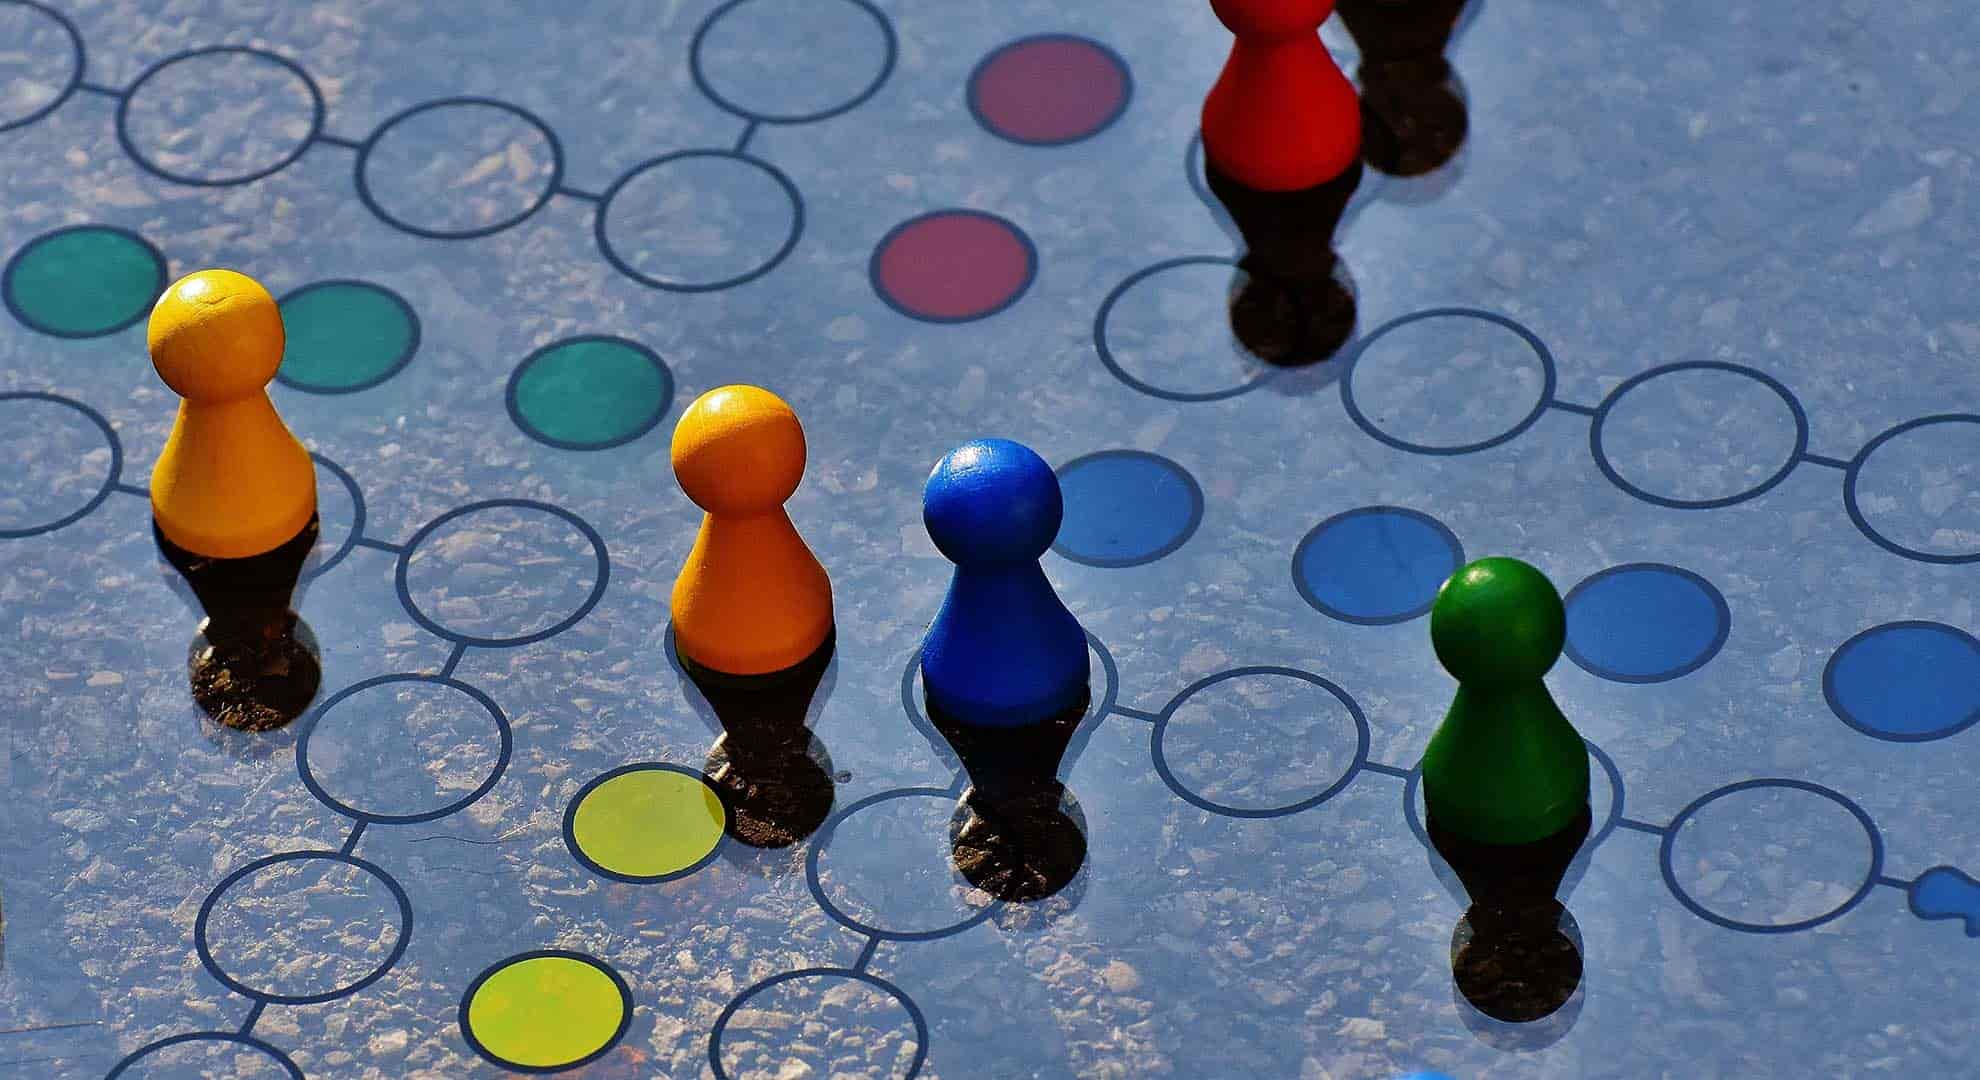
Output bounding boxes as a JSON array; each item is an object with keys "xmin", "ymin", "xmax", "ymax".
[{"xmin": 3, "ymin": 0, "xmax": 1980, "ymax": 1076}]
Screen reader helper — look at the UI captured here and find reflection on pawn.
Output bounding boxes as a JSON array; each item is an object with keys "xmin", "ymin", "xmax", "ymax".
[
  {"xmin": 1420, "ymin": 557, "xmax": 1591, "ymax": 1022},
  {"xmin": 1336, "ymin": 0, "xmax": 1472, "ymax": 177},
  {"xmin": 147, "ymin": 270, "xmax": 321, "ymax": 731},
  {"xmin": 921, "ymin": 440, "xmax": 1091, "ymax": 903},
  {"xmin": 690, "ymin": 629, "xmax": 838, "ymax": 850}
]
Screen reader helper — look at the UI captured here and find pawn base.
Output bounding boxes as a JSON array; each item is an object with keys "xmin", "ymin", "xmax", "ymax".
[
  {"xmin": 950, "ymin": 786, "xmax": 1087, "ymax": 904},
  {"xmin": 1451, "ymin": 904, "xmax": 1582, "ymax": 1023},
  {"xmin": 189, "ymin": 613, "xmax": 322, "ymax": 732}
]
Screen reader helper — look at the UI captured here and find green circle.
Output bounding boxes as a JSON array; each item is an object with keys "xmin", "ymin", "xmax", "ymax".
[
  {"xmin": 277, "ymin": 281, "xmax": 420, "ymax": 393},
  {"xmin": 508, "ymin": 336, "xmax": 672, "ymax": 450},
  {"xmin": 1431, "ymin": 556, "xmax": 1565, "ymax": 686},
  {"xmin": 3, "ymin": 226, "xmax": 166, "ymax": 337}
]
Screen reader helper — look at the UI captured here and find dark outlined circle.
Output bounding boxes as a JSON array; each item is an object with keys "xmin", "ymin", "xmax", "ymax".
[
  {"xmin": 1659, "ymin": 778, "xmax": 1883, "ymax": 934},
  {"xmin": 1590, "ymin": 361, "xmax": 1810, "ymax": 509},
  {"xmin": 1562, "ymin": 563, "xmax": 1731, "ymax": 684},
  {"xmin": 0, "ymin": 392, "xmax": 120, "ymax": 538},
  {"xmin": 1052, "ymin": 449, "xmax": 1204, "ymax": 568},
  {"xmin": 596, "ymin": 149, "xmax": 802, "ymax": 292},
  {"xmin": 1823, "ymin": 621, "xmax": 1980, "ymax": 743},
  {"xmin": 0, "ymin": 1, "xmax": 83, "ymax": 133},
  {"xmin": 900, "ymin": 630, "xmax": 1120, "ymax": 739},
  {"xmin": 562, "ymin": 762, "xmax": 728, "ymax": 883},
  {"xmin": 1341, "ymin": 307, "xmax": 1558, "ymax": 456},
  {"xmin": 459, "ymin": 950, "xmax": 634, "ymax": 1075},
  {"xmin": 194, "ymin": 850, "xmax": 412, "ymax": 1005},
  {"xmin": 395, "ymin": 499, "xmax": 610, "ymax": 647},
  {"xmin": 505, "ymin": 334, "xmax": 673, "ymax": 450},
  {"xmin": 1844, "ymin": 414, "xmax": 1980, "ymax": 564},
  {"xmin": 1095, "ymin": 256, "xmax": 1281, "ymax": 402},
  {"xmin": 106, "ymin": 1032, "xmax": 304, "ymax": 1079},
  {"xmin": 355, "ymin": 96, "xmax": 565, "ymax": 240},
  {"xmin": 297, "ymin": 674, "xmax": 512, "ymax": 825},
  {"xmin": 868, "ymin": 209, "xmax": 1037, "ymax": 324},
  {"xmin": 2, "ymin": 224, "xmax": 167, "ymax": 338},
  {"xmin": 1152, "ymin": 667, "xmax": 1369, "ymax": 818},
  {"xmin": 1403, "ymin": 739, "xmax": 1626, "ymax": 853},
  {"xmin": 966, "ymin": 33, "xmax": 1133, "ymax": 147},
  {"xmin": 806, "ymin": 787, "xmax": 998, "ymax": 941},
  {"xmin": 710, "ymin": 968, "xmax": 927, "ymax": 1080},
  {"xmin": 116, "ymin": 45, "xmax": 324, "ymax": 186},
  {"xmin": 275, "ymin": 280, "xmax": 421, "ymax": 394},
  {"xmin": 301, "ymin": 452, "xmax": 366, "ymax": 581},
  {"xmin": 690, "ymin": 0, "xmax": 898, "ymax": 125},
  {"xmin": 1291, "ymin": 505, "xmax": 1463, "ymax": 625}
]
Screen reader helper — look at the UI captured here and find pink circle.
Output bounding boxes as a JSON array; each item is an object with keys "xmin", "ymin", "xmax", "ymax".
[
  {"xmin": 969, "ymin": 35, "xmax": 1131, "ymax": 146},
  {"xmin": 872, "ymin": 211, "xmax": 1035, "ymax": 323}
]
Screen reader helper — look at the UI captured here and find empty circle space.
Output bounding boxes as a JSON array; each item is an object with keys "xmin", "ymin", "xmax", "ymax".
[
  {"xmin": 359, "ymin": 99, "xmax": 559, "ymax": 238},
  {"xmin": 566, "ymin": 764, "xmax": 726, "ymax": 882},
  {"xmin": 107, "ymin": 1034, "xmax": 299, "ymax": 1080},
  {"xmin": 871, "ymin": 210, "xmax": 1034, "ymax": 323},
  {"xmin": 812, "ymin": 792, "xmax": 990, "ymax": 937},
  {"xmin": 1563, "ymin": 564, "xmax": 1729, "ymax": 684},
  {"xmin": 508, "ymin": 336, "xmax": 672, "ymax": 450},
  {"xmin": 0, "ymin": 394, "xmax": 115, "ymax": 537},
  {"xmin": 1595, "ymin": 364, "xmax": 1804, "ymax": 507},
  {"xmin": 1053, "ymin": 450, "xmax": 1202, "ymax": 567},
  {"xmin": 462, "ymin": 952, "xmax": 631, "ymax": 1073},
  {"xmin": 299, "ymin": 456, "xmax": 362, "ymax": 580},
  {"xmin": 198, "ymin": 853, "xmax": 407, "ymax": 1003},
  {"xmin": 1156, "ymin": 669, "xmax": 1367, "ymax": 817},
  {"xmin": 1095, "ymin": 258, "xmax": 1274, "ymax": 401},
  {"xmin": 276, "ymin": 281, "xmax": 419, "ymax": 393},
  {"xmin": 1664, "ymin": 781, "xmax": 1879, "ymax": 932},
  {"xmin": 968, "ymin": 35, "xmax": 1131, "ymax": 146},
  {"xmin": 299, "ymin": 677, "xmax": 507, "ymax": 823},
  {"xmin": 694, "ymin": 0, "xmax": 894, "ymax": 123},
  {"xmin": 119, "ymin": 48, "xmax": 320, "ymax": 185},
  {"xmin": 715, "ymin": 971, "xmax": 923, "ymax": 1080},
  {"xmin": 597, "ymin": 152, "xmax": 800, "ymax": 292},
  {"xmin": 0, "ymin": 1, "xmax": 80, "ymax": 132},
  {"xmin": 400, "ymin": 502, "xmax": 605, "ymax": 647},
  {"xmin": 1293, "ymin": 506, "xmax": 1462, "ymax": 624},
  {"xmin": 1346, "ymin": 310, "xmax": 1550, "ymax": 453},
  {"xmin": 3, "ymin": 225, "xmax": 165, "ymax": 338},
  {"xmin": 1848, "ymin": 416, "xmax": 1980, "ymax": 563},
  {"xmin": 1825, "ymin": 622, "xmax": 1980, "ymax": 742}
]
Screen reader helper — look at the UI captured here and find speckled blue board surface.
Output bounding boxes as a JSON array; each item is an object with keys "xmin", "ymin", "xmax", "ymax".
[{"xmin": 2, "ymin": 0, "xmax": 1979, "ymax": 1076}]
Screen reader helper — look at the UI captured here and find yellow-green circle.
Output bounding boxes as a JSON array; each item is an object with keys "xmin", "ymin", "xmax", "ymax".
[
  {"xmin": 465, "ymin": 954, "xmax": 627, "ymax": 1070},
  {"xmin": 570, "ymin": 767, "xmax": 725, "ymax": 880}
]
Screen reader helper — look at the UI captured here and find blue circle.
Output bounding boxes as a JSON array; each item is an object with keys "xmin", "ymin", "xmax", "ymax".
[
  {"xmin": 107, "ymin": 1032, "xmax": 303, "ymax": 1079},
  {"xmin": 116, "ymin": 46, "xmax": 324, "ymax": 187},
  {"xmin": 1563, "ymin": 564, "xmax": 1730, "ymax": 684},
  {"xmin": 194, "ymin": 850, "xmax": 412, "ymax": 1005},
  {"xmin": 355, "ymin": 97, "xmax": 564, "ymax": 240},
  {"xmin": 1052, "ymin": 450, "xmax": 1203, "ymax": 568},
  {"xmin": 0, "ymin": 1, "xmax": 83, "ymax": 134},
  {"xmin": 1824, "ymin": 621, "xmax": 1980, "ymax": 743},
  {"xmin": 1292, "ymin": 506, "xmax": 1462, "ymax": 625}
]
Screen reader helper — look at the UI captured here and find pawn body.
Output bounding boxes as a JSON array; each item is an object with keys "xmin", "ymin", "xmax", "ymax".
[
  {"xmin": 149, "ymin": 269, "xmax": 315, "ymax": 559},
  {"xmin": 921, "ymin": 439, "xmax": 1088, "ymax": 728},
  {"xmin": 1202, "ymin": 0, "xmax": 1362, "ymax": 192},
  {"xmin": 670, "ymin": 386, "xmax": 833, "ymax": 678},
  {"xmin": 1420, "ymin": 557, "xmax": 1589, "ymax": 846}
]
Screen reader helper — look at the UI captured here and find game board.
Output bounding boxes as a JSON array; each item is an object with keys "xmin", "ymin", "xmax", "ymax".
[{"xmin": 2, "ymin": 0, "xmax": 1978, "ymax": 1076}]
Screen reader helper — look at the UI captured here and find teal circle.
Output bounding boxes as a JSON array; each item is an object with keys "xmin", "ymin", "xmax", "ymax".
[
  {"xmin": 506, "ymin": 336, "xmax": 673, "ymax": 450},
  {"xmin": 277, "ymin": 280, "xmax": 420, "ymax": 393},
  {"xmin": 3, "ymin": 225, "xmax": 167, "ymax": 338}
]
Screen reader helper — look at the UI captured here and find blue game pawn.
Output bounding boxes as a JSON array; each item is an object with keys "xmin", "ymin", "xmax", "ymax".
[{"xmin": 921, "ymin": 439, "xmax": 1089, "ymax": 728}]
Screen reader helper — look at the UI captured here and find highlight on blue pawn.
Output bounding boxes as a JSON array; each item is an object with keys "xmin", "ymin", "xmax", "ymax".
[{"xmin": 920, "ymin": 438, "xmax": 1090, "ymax": 728}]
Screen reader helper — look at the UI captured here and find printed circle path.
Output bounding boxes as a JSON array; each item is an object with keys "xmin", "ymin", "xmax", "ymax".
[
  {"xmin": 1844, "ymin": 414, "xmax": 1980, "ymax": 564},
  {"xmin": 397, "ymin": 499, "xmax": 609, "ymax": 647},
  {"xmin": 710, "ymin": 968, "xmax": 927, "ymax": 1080},
  {"xmin": 564, "ymin": 763, "xmax": 727, "ymax": 883},
  {"xmin": 691, "ymin": 0, "xmax": 897, "ymax": 124},
  {"xmin": 1152, "ymin": 667, "xmax": 1370, "ymax": 818},
  {"xmin": 106, "ymin": 1033, "xmax": 303, "ymax": 1079},
  {"xmin": 1292, "ymin": 506, "xmax": 1463, "ymax": 625},
  {"xmin": 968, "ymin": 34, "xmax": 1132, "ymax": 146},
  {"xmin": 597, "ymin": 150, "xmax": 802, "ymax": 292},
  {"xmin": 1590, "ymin": 361, "xmax": 1809, "ymax": 510},
  {"xmin": 1053, "ymin": 450, "xmax": 1203, "ymax": 568},
  {"xmin": 1563, "ymin": 563, "xmax": 1730, "ymax": 684},
  {"xmin": 0, "ymin": 392, "xmax": 120, "ymax": 538},
  {"xmin": 871, "ymin": 210, "xmax": 1035, "ymax": 323},
  {"xmin": 194, "ymin": 850, "xmax": 412, "ymax": 1005},
  {"xmin": 1824, "ymin": 621, "xmax": 1980, "ymax": 743},
  {"xmin": 297, "ymin": 674, "xmax": 512, "ymax": 825},
  {"xmin": 1659, "ymin": 779, "xmax": 1882, "ymax": 934},
  {"xmin": 0, "ymin": 1, "xmax": 83, "ymax": 133},
  {"xmin": 507, "ymin": 335, "xmax": 673, "ymax": 450},
  {"xmin": 1342, "ymin": 308, "xmax": 1557, "ymax": 456},
  {"xmin": 460, "ymin": 951, "xmax": 633, "ymax": 1074},
  {"xmin": 276, "ymin": 281, "xmax": 420, "ymax": 393},
  {"xmin": 116, "ymin": 46, "xmax": 323, "ymax": 186},
  {"xmin": 3, "ymin": 224, "xmax": 167, "ymax": 338},
  {"xmin": 356, "ymin": 97, "xmax": 563, "ymax": 240}
]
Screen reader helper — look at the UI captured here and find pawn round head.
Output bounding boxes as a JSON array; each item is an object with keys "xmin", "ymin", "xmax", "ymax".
[
  {"xmin": 923, "ymin": 439, "xmax": 1062, "ymax": 566},
  {"xmin": 1209, "ymin": 0, "xmax": 1337, "ymax": 38},
  {"xmin": 147, "ymin": 269, "xmax": 284, "ymax": 402},
  {"xmin": 1431, "ymin": 557, "xmax": 1565, "ymax": 686},
  {"xmin": 671, "ymin": 385, "xmax": 806, "ymax": 515}
]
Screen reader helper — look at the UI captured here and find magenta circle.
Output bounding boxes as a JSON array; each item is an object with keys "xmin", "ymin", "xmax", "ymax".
[
  {"xmin": 969, "ymin": 35, "xmax": 1130, "ymax": 146},
  {"xmin": 870, "ymin": 210, "xmax": 1036, "ymax": 323}
]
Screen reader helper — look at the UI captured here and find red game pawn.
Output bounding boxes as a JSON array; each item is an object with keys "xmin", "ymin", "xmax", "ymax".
[{"xmin": 1201, "ymin": 0, "xmax": 1365, "ymax": 366}]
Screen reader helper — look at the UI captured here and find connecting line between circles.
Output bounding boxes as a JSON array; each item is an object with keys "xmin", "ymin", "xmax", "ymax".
[
  {"xmin": 237, "ymin": 1000, "xmax": 266, "ymax": 1037},
  {"xmin": 438, "ymin": 641, "xmax": 470, "ymax": 680},
  {"xmin": 1107, "ymin": 703, "xmax": 1159, "ymax": 723},
  {"xmin": 340, "ymin": 820, "xmax": 368, "ymax": 856},
  {"xmin": 1874, "ymin": 873, "xmax": 1917, "ymax": 892},
  {"xmin": 853, "ymin": 935, "xmax": 880, "ymax": 974},
  {"xmin": 734, "ymin": 120, "xmax": 760, "ymax": 153}
]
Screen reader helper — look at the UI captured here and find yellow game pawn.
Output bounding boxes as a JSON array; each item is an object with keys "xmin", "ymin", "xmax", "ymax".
[
  {"xmin": 148, "ymin": 269, "xmax": 316, "ymax": 559},
  {"xmin": 670, "ymin": 385, "xmax": 833, "ymax": 679}
]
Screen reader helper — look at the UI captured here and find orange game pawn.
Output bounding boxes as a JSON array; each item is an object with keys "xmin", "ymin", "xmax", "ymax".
[{"xmin": 669, "ymin": 385, "xmax": 834, "ymax": 682}]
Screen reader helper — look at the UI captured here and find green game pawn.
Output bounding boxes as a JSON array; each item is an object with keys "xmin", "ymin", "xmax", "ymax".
[{"xmin": 1420, "ymin": 557, "xmax": 1588, "ymax": 846}]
